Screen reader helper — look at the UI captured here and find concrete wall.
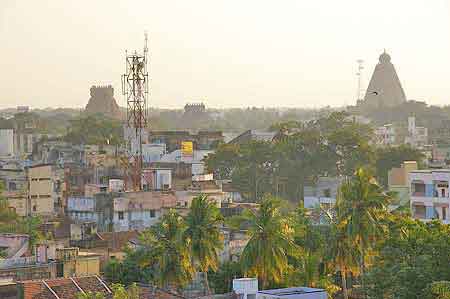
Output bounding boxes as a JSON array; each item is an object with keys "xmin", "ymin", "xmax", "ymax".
[
  {"xmin": 28, "ymin": 165, "xmax": 54, "ymax": 216},
  {"xmin": 0, "ymin": 129, "xmax": 14, "ymax": 157}
]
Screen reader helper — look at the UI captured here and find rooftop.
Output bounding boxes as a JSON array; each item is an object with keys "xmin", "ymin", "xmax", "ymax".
[{"xmin": 258, "ymin": 287, "xmax": 326, "ymax": 297}]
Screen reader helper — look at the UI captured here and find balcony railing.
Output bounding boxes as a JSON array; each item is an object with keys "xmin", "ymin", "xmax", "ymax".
[{"xmin": 0, "ymin": 256, "xmax": 37, "ymax": 269}]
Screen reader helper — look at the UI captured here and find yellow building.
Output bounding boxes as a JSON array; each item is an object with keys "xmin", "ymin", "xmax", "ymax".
[{"xmin": 56, "ymin": 247, "xmax": 100, "ymax": 277}]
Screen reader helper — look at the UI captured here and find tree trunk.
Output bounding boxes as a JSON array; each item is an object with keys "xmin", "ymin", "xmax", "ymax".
[
  {"xmin": 360, "ymin": 239, "xmax": 366, "ymax": 299},
  {"xmin": 341, "ymin": 270, "xmax": 349, "ymax": 299},
  {"xmin": 204, "ymin": 271, "xmax": 212, "ymax": 299}
]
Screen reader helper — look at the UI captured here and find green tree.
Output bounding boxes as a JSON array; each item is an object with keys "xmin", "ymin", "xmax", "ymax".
[
  {"xmin": 104, "ymin": 247, "xmax": 153, "ymax": 286},
  {"xmin": 77, "ymin": 291, "xmax": 105, "ymax": 299},
  {"xmin": 374, "ymin": 144, "xmax": 424, "ymax": 187},
  {"xmin": 239, "ymin": 196, "xmax": 297, "ymax": 288},
  {"xmin": 184, "ymin": 195, "xmax": 224, "ymax": 295},
  {"xmin": 425, "ymin": 281, "xmax": 450, "ymax": 299},
  {"xmin": 336, "ymin": 168, "xmax": 392, "ymax": 296},
  {"xmin": 208, "ymin": 261, "xmax": 243, "ymax": 294},
  {"xmin": 111, "ymin": 283, "xmax": 140, "ymax": 299},
  {"xmin": 64, "ymin": 114, "xmax": 123, "ymax": 145},
  {"xmin": 274, "ymin": 127, "xmax": 333, "ymax": 202},
  {"xmin": 205, "ymin": 144, "xmax": 240, "ymax": 180},
  {"xmin": 139, "ymin": 210, "xmax": 194, "ymax": 291},
  {"xmin": 366, "ymin": 219, "xmax": 450, "ymax": 299}
]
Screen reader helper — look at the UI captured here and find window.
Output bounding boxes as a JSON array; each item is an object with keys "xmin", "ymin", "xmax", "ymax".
[
  {"xmin": 443, "ymin": 207, "xmax": 447, "ymax": 220},
  {"xmin": 8, "ymin": 182, "xmax": 16, "ymax": 191},
  {"xmin": 150, "ymin": 210, "xmax": 156, "ymax": 218},
  {"xmin": 323, "ymin": 188, "xmax": 331, "ymax": 197},
  {"xmin": 118, "ymin": 211, "xmax": 124, "ymax": 220},
  {"xmin": 32, "ymin": 205, "xmax": 37, "ymax": 212}
]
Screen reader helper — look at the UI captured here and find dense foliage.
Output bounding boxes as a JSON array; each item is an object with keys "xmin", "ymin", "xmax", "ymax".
[{"xmin": 64, "ymin": 114, "xmax": 123, "ymax": 145}]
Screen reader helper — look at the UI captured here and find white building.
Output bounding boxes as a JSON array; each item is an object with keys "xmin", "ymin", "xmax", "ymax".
[
  {"xmin": 0, "ymin": 129, "xmax": 14, "ymax": 157},
  {"xmin": 160, "ymin": 149, "xmax": 212, "ymax": 175},
  {"xmin": 257, "ymin": 287, "xmax": 327, "ymax": 299},
  {"xmin": 142, "ymin": 143, "xmax": 166, "ymax": 163},
  {"xmin": 232, "ymin": 279, "xmax": 327, "ymax": 299},
  {"xmin": 405, "ymin": 116, "xmax": 428, "ymax": 148},
  {"xmin": 303, "ymin": 176, "xmax": 342, "ymax": 210},
  {"xmin": 374, "ymin": 124, "xmax": 396, "ymax": 146},
  {"xmin": 409, "ymin": 169, "xmax": 450, "ymax": 223}
]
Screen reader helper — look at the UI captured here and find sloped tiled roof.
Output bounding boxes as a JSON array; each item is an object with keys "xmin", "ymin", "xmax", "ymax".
[{"xmin": 21, "ymin": 276, "xmax": 111, "ymax": 299}]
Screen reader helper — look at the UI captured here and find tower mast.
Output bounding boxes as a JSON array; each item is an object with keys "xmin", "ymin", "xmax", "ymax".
[{"xmin": 122, "ymin": 33, "xmax": 149, "ymax": 191}]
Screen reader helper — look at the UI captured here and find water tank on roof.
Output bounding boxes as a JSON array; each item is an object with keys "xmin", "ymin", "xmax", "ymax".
[{"xmin": 233, "ymin": 278, "xmax": 258, "ymax": 299}]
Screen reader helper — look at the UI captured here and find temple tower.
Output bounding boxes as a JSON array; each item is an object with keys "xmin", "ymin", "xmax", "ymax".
[{"xmin": 362, "ymin": 50, "xmax": 406, "ymax": 109}]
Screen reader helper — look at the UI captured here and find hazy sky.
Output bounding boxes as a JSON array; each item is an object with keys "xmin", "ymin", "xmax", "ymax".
[{"xmin": 1, "ymin": 0, "xmax": 449, "ymax": 109}]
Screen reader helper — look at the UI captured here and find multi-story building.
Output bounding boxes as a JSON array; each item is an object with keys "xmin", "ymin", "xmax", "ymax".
[
  {"xmin": 0, "ymin": 168, "xmax": 27, "ymax": 216},
  {"xmin": 404, "ymin": 116, "xmax": 428, "ymax": 148},
  {"xmin": 409, "ymin": 169, "xmax": 450, "ymax": 222},
  {"xmin": 113, "ymin": 191, "xmax": 177, "ymax": 232},
  {"xmin": 374, "ymin": 124, "xmax": 396, "ymax": 146},
  {"xmin": 26, "ymin": 164, "xmax": 58, "ymax": 216},
  {"xmin": 388, "ymin": 161, "xmax": 418, "ymax": 207}
]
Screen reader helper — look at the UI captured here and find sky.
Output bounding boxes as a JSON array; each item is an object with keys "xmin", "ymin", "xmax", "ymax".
[{"xmin": 1, "ymin": 0, "xmax": 449, "ymax": 109}]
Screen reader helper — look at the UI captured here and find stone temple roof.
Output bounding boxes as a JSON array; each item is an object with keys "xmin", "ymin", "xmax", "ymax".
[{"xmin": 363, "ymin": 50, "xmax": 406, "ymax": 108}]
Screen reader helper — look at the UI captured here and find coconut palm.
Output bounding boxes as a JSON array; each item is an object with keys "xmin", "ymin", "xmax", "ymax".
[
  {"xmin": 184, "ymin": 194, "xmax": 224, "ymax": 295},
  {"xmin": 240, "ymin": 196, "xmax": 297, "ymax": 288},
  {"xmin": 335, "ymin": 168, "xmax": 392, "ymax": 296},
  {"xmin": 139, "ymin": 210, "xmax": 195, "ymax": 291}
]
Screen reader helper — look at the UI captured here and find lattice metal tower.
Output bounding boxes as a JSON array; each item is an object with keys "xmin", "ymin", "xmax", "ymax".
[
  {"xmin": 121, "ymin": 33, "xmax": 149, "ymax": 191},
  {"xmin": 356, "ymin": 59, "xmax": 364, "ymax": 103}
]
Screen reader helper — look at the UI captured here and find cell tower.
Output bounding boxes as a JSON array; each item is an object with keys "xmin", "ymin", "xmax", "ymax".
[
  {"xmin": 121, "ymin": 33, "xmax": 149, "ymax": 191},
  {"xmin": 356, "ymin": 59, "xmax": 364, "ymax": 103}
]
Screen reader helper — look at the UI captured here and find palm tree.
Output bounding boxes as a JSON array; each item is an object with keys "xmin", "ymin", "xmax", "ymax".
[
  {"xmin": 139, "ymin": 210, "xmax": 195, "ymax": 291},
  {"xmin": 335, "ymin": 168, "xmax": 392, "ymax": 296},
  {"xmin": 184, "ymin": 195, "xmax": 224, "ymax": 295},
  {"xmin": 329, "ymin": 221, "xmax": 359, "ymax": 299},
  {"xmin": 240, "ymin": 196, "xmax": 297, "ymax": 288}
]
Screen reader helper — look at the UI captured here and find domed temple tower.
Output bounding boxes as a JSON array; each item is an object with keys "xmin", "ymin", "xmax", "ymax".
[
  {"xmin": 85, "ymin": 85, "xmax": 121, "ymax": 118},
  {"xmin": 362, "ymin": 50, "xmax": 406, "ymax": 109}
]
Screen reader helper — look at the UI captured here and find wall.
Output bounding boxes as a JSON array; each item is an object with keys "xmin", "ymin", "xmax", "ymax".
[
  {"xmin": 75, "ymin": 256, "xmax": 100, "ymax": 277},
  {"xmin": 28, "ymin": 165, "xmax": 54, "ymax": 216},
  {"xmin": 0, "ymin": 129, "xmax": 14, "ymax": 157}
]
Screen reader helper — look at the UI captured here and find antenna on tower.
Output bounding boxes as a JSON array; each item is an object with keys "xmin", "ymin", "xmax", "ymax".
[
  {"xmin": 121, "ymin": 32, "xmax": 150, "ymax": 191},
  {"xmin": 356, "ymin": 59, "xmax": 364, "ymax": 103}
]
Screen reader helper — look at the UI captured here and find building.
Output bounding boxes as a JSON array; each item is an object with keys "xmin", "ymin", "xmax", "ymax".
[
  {"xmin": 232, "ymin": 279, "xmax": 327, "ymax": 299},
  {"xmin": 0, "ymin": 129, "xmax": 14, "ymax": 157},
  {"xmin": 257, "ymin": 287, "xmax": 327, "ymax": 299},
  {"xmin": 113, "ymin": 191, "xmax": 177, "ymax": 231},
  {"xmin": 149, "ymin": 131, "xmax": 224, "ymax": 152},
  {"xmin": 142, "ymin": 168, "xmax": 172, "ymax": 191},
  {"xmin": 388, "ymin": 161, "xmax": 418, "ymax": 207},
  {"xmin": 404, "ymin": 116, "xmax": 428, "ymax": 148},
  {"xmin": 409, "ymin": 169, "xmax": 450, "ymax": 222},
  {"xmin": 374, "ymin": 124, "xmax": 396, "ymax": 146},
  {"xmin": 18, "ymin": 275, "xmax": 112, "ymax": 299},
  {"xmin": 0, "ymin": 234, "xmax": 29, "ymax": 259},
  {"xmin": 229, "ymin": 130, "xmax": 276, "ymax": 145},
  {"xmin": 359, "ymin": 50, "xmax": 406, "ymax": 109},
  {"xmin": 0, "ymin": 168, "xmax": 27, "ymax": 216},
  {"xmin": 27, "ymin": 164, "xmax": 58, "ymax": 217},
  {"xmin": 159, "ymin": 149, "xmax": 213, "ymax": 176},
  {"xmin": 303, "ymin": 177, "xmax": 342, "ymax": 210},
  {"xmin": 55, "ymin": 247, "xmax": 100, "ymax": 278}
]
